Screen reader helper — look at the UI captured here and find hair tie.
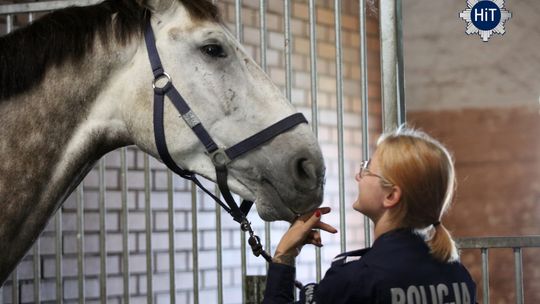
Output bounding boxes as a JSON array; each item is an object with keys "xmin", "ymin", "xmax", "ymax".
[{"xmin": 433, "ymin": 221, "xmax": 441, "ymax": 227}]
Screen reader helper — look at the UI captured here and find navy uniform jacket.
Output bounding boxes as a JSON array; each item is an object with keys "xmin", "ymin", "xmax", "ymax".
[{"xmin": 263, "ymin": 228, "xmax": 477, "ymax": 304}]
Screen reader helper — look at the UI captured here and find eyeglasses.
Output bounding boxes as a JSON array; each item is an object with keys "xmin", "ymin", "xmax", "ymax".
[{"xmin": 359, "ymin": 159, "xmax": 394, "ymax": 186}]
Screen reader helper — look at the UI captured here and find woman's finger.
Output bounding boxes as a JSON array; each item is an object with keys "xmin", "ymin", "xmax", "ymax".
[
  {"xmin": 305, "ymin": 230, "xmax": 323, "ymax": 247},
  {"xmin": 318, "ymin": 207, "xmax": 332, "ymax": 215},
  {"xmin": 303, "ymin": 209, "xmax": 325, "ymax": 230},
  {"xmin": 298, "ymin": 208, "xmax": 338, "ymax": 234},
  {"xmin": 297, "ymin": 207, "xmax": 332, "ymax": 222},
  {"xmin": 310, "ymin": 230, "xmax": 321, "ymax": 243},
  {"xmin": 315, "ymin": 221, "xmax": 338, "ymax": 233},
  {"xmin": 305, "ymin": 230, "xmax": 320, "ymax": 241}
]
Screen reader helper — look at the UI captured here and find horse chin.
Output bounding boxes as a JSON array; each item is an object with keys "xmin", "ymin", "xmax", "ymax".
[
  {"xmin": 253, "ymin": 176, "xmax": 323, "ymax": 223},
  {"xmin": 226, "ymin": 171, "xmax": 297, "ymax": 222},
  {"xmin": 255, "ymin": 200, "xmax": 297, "ymax": 222},
  {"xmin": 253, "ymin": 186, "xmax": 297, "ymax": 222}
]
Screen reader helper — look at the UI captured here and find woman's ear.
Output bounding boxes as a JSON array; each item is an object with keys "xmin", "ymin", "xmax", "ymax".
[{"xmin": 383, "ymin": 185, "xmax": 402, "ymax": 209}]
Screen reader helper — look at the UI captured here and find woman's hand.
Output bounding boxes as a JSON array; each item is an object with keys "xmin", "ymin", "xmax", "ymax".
[{"xmin": 273, "ymin": 207, "xmax": 338, "ymax": 266}]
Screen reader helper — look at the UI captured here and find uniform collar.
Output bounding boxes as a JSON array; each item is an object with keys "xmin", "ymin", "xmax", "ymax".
[{"xmin": 331, "ymin": 228, "xmax": 420, "ymax": 267}]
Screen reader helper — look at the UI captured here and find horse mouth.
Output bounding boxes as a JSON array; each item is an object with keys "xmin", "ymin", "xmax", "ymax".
[
  {"xmin": 266, "ymin": 178, "xmax": 299, "ymax": 213},
  {"xmin": 227, "ymin": 167, "xmax": 311, "ymax": 222},
  {"xmin": 251, "ymin": 178, "xmax": 297, "ymax": 222}
]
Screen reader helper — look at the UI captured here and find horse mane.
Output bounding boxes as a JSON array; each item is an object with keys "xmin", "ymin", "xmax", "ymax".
[{"xmin": 0, "ymin": 0, "xmax": 220, "ymax": 100}]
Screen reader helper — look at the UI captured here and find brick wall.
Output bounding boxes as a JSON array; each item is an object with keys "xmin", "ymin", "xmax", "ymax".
[
  {"xmin": 1, "ymin": 0, "xmax": 382, "ymax": 303},
  {"xmin": 408, "ymin": 106, "xmax": 540, "ymax": 304}
]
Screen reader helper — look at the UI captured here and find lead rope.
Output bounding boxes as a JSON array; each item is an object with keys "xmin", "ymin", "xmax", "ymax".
[
  {"xmin": 216, "ymin": 167, "xmax": 303, "ymax": 289},
  {"xmin": 242, "ymin": 218, "xmax": 303, "ymax": 290}
]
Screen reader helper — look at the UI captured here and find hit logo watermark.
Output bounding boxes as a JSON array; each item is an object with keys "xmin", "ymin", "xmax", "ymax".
[{"xmin": 459, "ymin": 0, "xmax": 512, "ymax": 42}]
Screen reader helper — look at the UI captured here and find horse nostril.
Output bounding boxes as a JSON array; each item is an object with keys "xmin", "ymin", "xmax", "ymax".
[{"xmin": 293, "ymin": 158, "xmax": 318, "ymax": 189}]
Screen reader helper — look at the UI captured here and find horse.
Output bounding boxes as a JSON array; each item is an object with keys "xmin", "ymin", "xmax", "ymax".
[{"xmin": 0, "ymin": 0, "xmax": 325, "ymax": 285}]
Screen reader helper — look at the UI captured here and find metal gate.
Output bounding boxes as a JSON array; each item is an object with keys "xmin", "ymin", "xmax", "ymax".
[{"xmin": 1, "ymin": 1, "xmax": 536, "ymax": 304}]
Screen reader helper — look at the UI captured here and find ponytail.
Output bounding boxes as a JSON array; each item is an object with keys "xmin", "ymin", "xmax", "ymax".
[{"xmin": 427, "ymin": 223, "xmax": 458, "ymax": 263}]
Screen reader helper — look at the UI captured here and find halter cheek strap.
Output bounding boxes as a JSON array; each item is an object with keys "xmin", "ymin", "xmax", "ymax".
[
  {"xmin": 145, "ymin": 23, "xmax": 245, "ymax": 224},
  {"xmin": 144, "ymin": 21, "xmax": 307, "ymax": 263}
]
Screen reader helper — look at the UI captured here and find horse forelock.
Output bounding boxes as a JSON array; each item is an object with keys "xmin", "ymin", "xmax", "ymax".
[{"xmin": 0, "ymin": 0, "xmax": 219, "ymax": 101}]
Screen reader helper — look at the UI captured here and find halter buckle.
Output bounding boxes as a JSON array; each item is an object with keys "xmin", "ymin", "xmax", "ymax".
[{"xmin": 209, "ymin": 148, "xmax": 232, "ymax": 168}]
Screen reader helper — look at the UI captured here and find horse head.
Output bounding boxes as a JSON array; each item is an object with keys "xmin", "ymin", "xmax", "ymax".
[
  {"xmin": 115, "ymin": 0, "xmax": 325, "ymax": 221},
  {"xmin": 0, "ymin": 0, "xmax": 326, "ymax": 285}
]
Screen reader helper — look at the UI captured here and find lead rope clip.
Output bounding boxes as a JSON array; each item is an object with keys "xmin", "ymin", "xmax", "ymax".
[
  {"xmin": 241, "ymin": 219, "xmax": 273, "ymax": 262},
  {"xmin": 241, "ymin": 219, "xmax": 303, "ymax": 290}
]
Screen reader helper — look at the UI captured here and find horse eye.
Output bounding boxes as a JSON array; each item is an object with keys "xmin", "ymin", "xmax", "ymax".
[{"xmin": 200, "ymin": 44, "xmax": 227, "ymax": 58}]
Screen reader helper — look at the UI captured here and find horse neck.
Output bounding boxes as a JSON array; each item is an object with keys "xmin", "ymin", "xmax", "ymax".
[{"xmin": 0, "ymin": 38, "xmax": 134, "ymax": 282}]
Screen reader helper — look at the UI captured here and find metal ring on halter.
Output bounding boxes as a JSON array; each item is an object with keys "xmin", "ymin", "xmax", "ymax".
[
  {"xmin": 152, "ymin": 72, "xmax": 172, "ymax": 94},
  {"xmin": 240, "ymin": 219, "xmax": 252, "ymax": 233},
  {"xmin": 209, "ymin": 148, "xmax": 232, "ymax": 168}
]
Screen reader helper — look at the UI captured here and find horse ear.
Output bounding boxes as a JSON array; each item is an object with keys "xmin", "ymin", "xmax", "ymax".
[{"xmin": 142, "ymin": 0, "xmax": 175, "ymax": 15}]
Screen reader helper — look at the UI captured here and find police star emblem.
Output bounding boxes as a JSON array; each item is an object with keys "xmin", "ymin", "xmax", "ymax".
[{"xmin": 459, "ymin": 0, "xmax": 512, "ymax": 42}]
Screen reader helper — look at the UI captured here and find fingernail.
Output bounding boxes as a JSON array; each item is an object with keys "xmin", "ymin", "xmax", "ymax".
[{"xmin": 315, "ymin": 210, "xmax": 321, "ymax": 217}]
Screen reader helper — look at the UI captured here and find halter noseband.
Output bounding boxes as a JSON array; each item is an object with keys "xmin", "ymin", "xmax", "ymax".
[{"xmin": 144, "ymin": 22, "xmax": 307, "ymax": 264}]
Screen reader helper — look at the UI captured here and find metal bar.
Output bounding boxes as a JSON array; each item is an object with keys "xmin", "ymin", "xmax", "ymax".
[
  {"xmin": 11, "ymin": 270, "xmax": 17, "ymax": 304},
  {"xmin": 379, "ymin": 0, "xmax": 399, "ymax": 132},
  {"xmin": 98, "ymin": 158, "xmax": 107, "ymax": 303},
  {"xmin": 359, "ymin": 0, "xmax": 372, "ymax": 248},
  {"xmin": 167, "ymin": 170, "xmax": 176, "ymax": 303},
  {"xmin": 514, "ymin": 248, "xmax": 524, "ymax": 304},
  {"xmin": 191, "ymin": 182, "xmax": 199, "ymax": 304},
  {"xmin": 308, "ymin": 0, "xmax": 318, "ymax": 142},
  {"xmin": 395, "ymin": 0, "xmax": 406, "ymax": 124},
  {"xmin": 6, "ymin": 14, "xmax": 18, "ymax": 304},
  {"xmin": 260, "ymin": 0, "xmax": 272, "ymax": 268},
  {"xmin": 27, "ymin": 11, "xmax": 42, "ymax": 303},
  {"xmin": 241, "ymin": 230, "xmax": 247, "ymax": 304},
  {"xmin": 457, "ymin": 236, "xmax": 540, "ymax": 249},
  {"xmin": 144, "ymin": 155, "xmax": 153, "ymax": 304},
  {"xmin": 33, "ymin": 240, "xmax": 40, "ymax": 304},
  {"xmin": 120, "ymin": 148, "xmax": 130, "ymax": 304},
  {"xmin": 77, "ymin": 185, "xmax": 85, "ymax": 304},
  {"xmin": 334, "ymin": 0, "xmax": 346, "ymax": 253},
  {"xmin": 3, "ymin": 13, "xmax": 16, "ymax": 304},
  {"xmin": 215, "ymin": 187, "xmax": 223, "ymax": 304},
  {"xmin": 308, "ymin": 0, "xmax": 322, "ymax": 282},
  {"xmin": 481, "ymin": 248, "xmax": 489, "ymax": 304},
  {"xmin": 5, "ymin": 14, "xmax": 11, "ymax": 33},
  {"xmin": 56, "ymin": 209, "xmax": 63, "ymax": 304},
  {"xmin": 259, "ymin": 0, "xmax": 267, "ymax": 72},
  {"xmin": 284, "ymin": 0, "xmax": 292, "ymax": 101},
  {"xmin": 234, "ymin": 3, "xmax": 248, "ymax": 303},
  {"xmin": 0, "ymin": 0, "xmax": 100, "ymax": 15},
  {"xmin": 235, "ymin": 0, "xmax": 243, "ymax": 40}
]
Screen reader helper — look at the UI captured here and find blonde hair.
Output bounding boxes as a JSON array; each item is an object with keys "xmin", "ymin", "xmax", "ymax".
[{"xmin": 376, "ymin": 126, "xmax": 458, "ymax": 263}]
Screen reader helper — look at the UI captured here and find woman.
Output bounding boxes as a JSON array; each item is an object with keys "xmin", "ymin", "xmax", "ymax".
[{"xmin": 263, "ymin": 126, "xmax": 477, "ymax": 304}]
